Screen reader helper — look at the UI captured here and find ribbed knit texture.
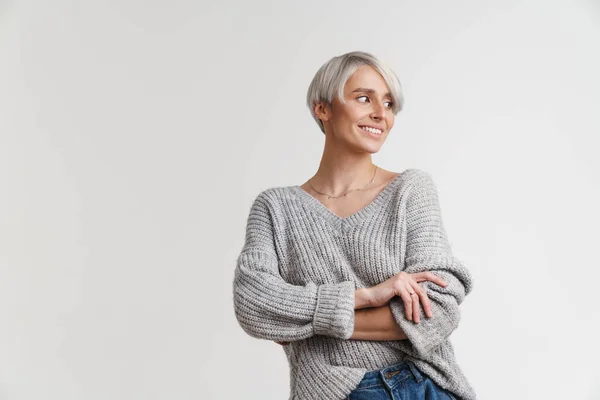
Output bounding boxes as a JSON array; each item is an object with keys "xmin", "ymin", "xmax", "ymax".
[{"xmin": 232, "ymin": 168, "xmax": 476, "ymax": 400}]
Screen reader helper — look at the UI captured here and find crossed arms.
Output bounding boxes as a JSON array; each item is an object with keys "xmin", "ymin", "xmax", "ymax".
[{"xmin": 233, "ymin": 171, "xmax": 473, "ymax": 357}]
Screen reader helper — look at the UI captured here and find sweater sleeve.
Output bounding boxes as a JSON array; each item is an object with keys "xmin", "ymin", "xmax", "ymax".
[
  {"xmin": 388, "ymin": 171, "xmax": 474, "ymax": 357},
  {"xmin": 232, "ymin": 192, "xmax": 356, "ymax": 342}
]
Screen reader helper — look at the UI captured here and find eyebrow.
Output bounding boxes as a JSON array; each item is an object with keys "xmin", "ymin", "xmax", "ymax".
[{"xmin": 351, "ymin": 87, "xmax": 393, "ymax": 99}]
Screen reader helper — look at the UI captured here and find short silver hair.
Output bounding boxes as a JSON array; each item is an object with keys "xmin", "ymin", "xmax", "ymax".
[{"xmin": 306, "ymin": 51, "xmax": 404, "ymax": 134}]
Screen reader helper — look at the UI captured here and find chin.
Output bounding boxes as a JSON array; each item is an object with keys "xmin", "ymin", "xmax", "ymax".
[{"xmin": 359, "ymin": 142, "xmax": 383, "ymax": 154}]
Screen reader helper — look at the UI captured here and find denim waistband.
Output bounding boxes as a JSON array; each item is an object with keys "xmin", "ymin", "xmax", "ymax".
[{"xmin": 355, "ymin": 361, "xmax": 423, "ymax": 390}]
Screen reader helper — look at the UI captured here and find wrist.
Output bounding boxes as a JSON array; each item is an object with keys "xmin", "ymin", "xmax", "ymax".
[{"xmin": 354, "ymin": 288, "xmax": 372, "ymax": 310}]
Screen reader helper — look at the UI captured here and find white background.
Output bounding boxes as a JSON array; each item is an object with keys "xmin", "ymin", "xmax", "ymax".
[{"xmin": 1, "ymin": 0, "xmax": 599, "ymax": 399}]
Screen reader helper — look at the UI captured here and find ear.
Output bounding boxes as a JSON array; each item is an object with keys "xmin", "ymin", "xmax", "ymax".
[{"xmin": 313, "ymin": 101, "xmax": 332, "ymax": 123}]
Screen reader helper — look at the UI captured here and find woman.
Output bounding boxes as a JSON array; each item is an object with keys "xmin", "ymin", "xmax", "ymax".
[{"xmin": 233, "ymin": 51, "xmax": 475, "ymax": 400}]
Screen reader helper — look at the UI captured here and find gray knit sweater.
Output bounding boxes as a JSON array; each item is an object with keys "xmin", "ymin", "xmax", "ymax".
[{"xmin": 233, "ymin": 168, "xmax": 475, "ymax": 400}]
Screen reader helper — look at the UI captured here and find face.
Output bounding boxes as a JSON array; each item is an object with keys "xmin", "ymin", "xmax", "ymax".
[{"xmin": 315, "ymin": 65, "xmax": 395, "ymax": 152}]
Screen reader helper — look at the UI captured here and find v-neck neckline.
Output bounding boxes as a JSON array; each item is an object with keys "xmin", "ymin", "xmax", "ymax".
[{"xmin": 290, "ymin": 170, "xmax": 408, "ymax": 230}]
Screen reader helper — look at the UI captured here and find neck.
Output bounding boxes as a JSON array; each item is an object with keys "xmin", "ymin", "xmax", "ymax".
[{"xmin": 310, "ymin": 140, "xmax": 377, "ymax": 194}]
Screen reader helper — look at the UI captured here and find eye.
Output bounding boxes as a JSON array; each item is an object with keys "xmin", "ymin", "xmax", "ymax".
[{"xmin": 357, "ymin": 95, "xmax": 394, "ymax": 109}]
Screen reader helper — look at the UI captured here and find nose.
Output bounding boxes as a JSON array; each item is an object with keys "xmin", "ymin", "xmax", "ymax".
[{"xmin": 370, "ymin": 100, "xmax": 386, "ymax": 121}]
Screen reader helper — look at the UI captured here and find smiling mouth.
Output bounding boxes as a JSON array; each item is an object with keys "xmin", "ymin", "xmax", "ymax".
[{"xmin": 358, "ymin": 125, "xmax": 383, "ymax": 135}]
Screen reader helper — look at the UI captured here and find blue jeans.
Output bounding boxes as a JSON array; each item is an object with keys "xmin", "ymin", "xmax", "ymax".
[{"xmin": 346, "ymin": 361, "xmax": 459, "ymax": 400}]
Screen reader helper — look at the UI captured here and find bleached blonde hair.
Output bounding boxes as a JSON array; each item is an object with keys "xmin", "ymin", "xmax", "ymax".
[{"xmin": 306, "ymin": 51, "xmax": 404, "ymax": 134}]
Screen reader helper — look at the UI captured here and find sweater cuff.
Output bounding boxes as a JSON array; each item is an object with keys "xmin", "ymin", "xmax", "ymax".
[
  {"xmin": 388, "ymin": 295, "xmax": 457, "ymax": 357},
  {"xmin": 313, "ymin": 281, "xmax": 356, "ymax": 339}
]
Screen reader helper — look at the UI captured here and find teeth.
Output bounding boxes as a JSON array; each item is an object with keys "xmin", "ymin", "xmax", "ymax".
[{"xmin": 360, "ymin": 126, "xmax": 382, "ymax": 135}]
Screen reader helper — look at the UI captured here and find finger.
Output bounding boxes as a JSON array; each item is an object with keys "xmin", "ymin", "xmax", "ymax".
[
  {"xmin": 410, "ymin": 272, "xmax": 429, "ymax": 283},
  {"xmin": 428, "ymin": 272, "xmax": 448, "ymax": 287},
  {"xmin": 409, "ymin": 287, "xmax": 421, "ymax": 323},
  {"xmin": 415, "ymin": 271, "xmax": 448, "ymax": 287},
  {"xmin": 396, "ymin": 282, "xmax": 413, "ymax": 321},
  {"xmin": 411, "ymin": 281, "xmax": 432, "ymax": 319}
]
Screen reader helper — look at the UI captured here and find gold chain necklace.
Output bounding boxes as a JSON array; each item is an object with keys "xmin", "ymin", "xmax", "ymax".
[{"xmin": 308, "ymin": 166, "xmax": 378, "ymax": 199}]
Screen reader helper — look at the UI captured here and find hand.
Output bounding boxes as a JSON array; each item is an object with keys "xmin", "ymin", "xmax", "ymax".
[{"xmin": 367, "ymin": 271, "xmax": 448, "ymax": 323}]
